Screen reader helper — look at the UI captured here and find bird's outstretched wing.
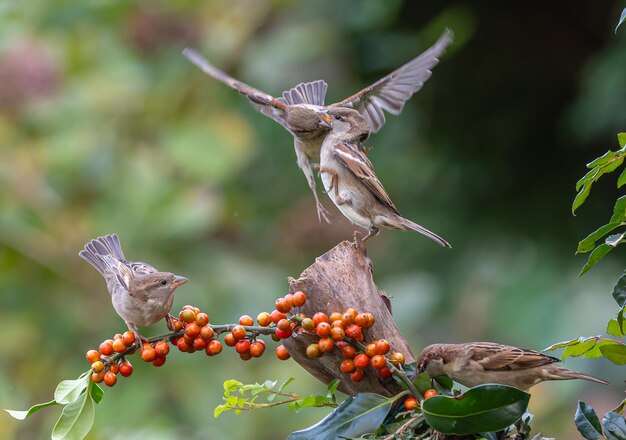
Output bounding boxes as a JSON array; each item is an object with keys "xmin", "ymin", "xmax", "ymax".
[
  {"xmin": 470, "ymin": 342, "xmax": 560, "ymax": 371},
  {"xmin": 331, "ymin": 29, "xmax": 453, "ymax": 133},
  {"xmin": 182, "ymin": 48, "xmax": 289, "ymax": 129},
  {"xmin": 332, "ymin": 141, "xmax": 400, "ymax": 215}
]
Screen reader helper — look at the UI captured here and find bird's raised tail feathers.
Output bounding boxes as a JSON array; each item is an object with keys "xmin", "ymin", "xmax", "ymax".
[
  {"xmin": 388, "ymin": 216, "xmax": 451, "ymax": 248},
  {"xmin": 79, "ymin": 234, "xmax": 126, "ymax": 275}
]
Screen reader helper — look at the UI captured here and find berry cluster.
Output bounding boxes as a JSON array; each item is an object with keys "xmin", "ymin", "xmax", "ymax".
[
  {"xmin": 85, "ymin": 331, "xmax": 136, "ymax": 387},
  {"xmin": 170, "ymin": 305, "xmax": 223, "ymax": 356}
]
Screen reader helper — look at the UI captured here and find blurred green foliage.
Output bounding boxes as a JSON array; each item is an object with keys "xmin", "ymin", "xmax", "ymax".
[{"xmin": 1, "ymin": 1, "xmax": 626, "ymax": 438}]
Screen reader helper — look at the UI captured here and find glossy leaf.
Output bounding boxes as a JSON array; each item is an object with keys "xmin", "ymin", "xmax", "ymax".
[
  {"xmin": 54, "ymin": 375, "xmax": 90, "ymax": 405},
  {"xmin": 51, "ymin": 391, "xmax": 95, "ymax": 440},
  {"xmin": 573, "ymin": 149, "xmax": 626, "ymax": 214},
  {"xmin": 583, "ymin": 339, "xmax": 621, "ymax": 358},
  {"xmin": 617, "ymin": 9, "xmax": 626, "ymax": 33},
  {"xmin": 613, "ymin": 271, "xmax": 626, "ymax": 307},
  {"xmin": 577, "ymin": 223, "xmax": 622, "ymax": 253},
  {"xmin": 435, "ymin": 375, "xmax": 454, "ymax": 391},
  {"xmin": 90, "ymin": 383, "xmax": 104, "ymax": 404},
  {"xmin": 421, "ymin": 384, "xmax": 530, "ymax": 435},
  {"xmin": 412, "ymin": 372, "xmax": 433, "ymax": 395},
  {"xmin": 575, "ymin": 401, "xmax": 603, "ymax": 440},
  {"xmin": 603, "ymin": 412, "xmax": 626, "ymax": 440},
  {"xmin": 580, "ymin": 244, "xmax": 613, "ymax": 276},
  {"xmin": 619, "ymin": 133, "xmax": 626, "ymax": 148},
  {"xmin": 563, "ymin": 338, "xmax": 597, "ymax": 361},
  {"xmin": 287, "ymin": 393, "xmax": 394, "ymax": 440},
  {"xmin": 4, "ymin": 400, "xmax": 58, "ymax": 420},
  {"xmin": 600, "ymin": 344, "xmax": 626, "ymax": 365},
  {"xmin": 612, "ymin": 197, "xmax": 626, "ymax": 223}
]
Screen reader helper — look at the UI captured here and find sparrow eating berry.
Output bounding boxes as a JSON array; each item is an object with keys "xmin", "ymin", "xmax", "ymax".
[
  {"xmin": 319, "ymin": 106, "xmax": 451, "ymax": 247},
  {"xmin": 182, "ymin": 29, "xmax": 453, "ymax": 223},
  {"xmin": 417, "ymin": 342, "xmax": 608, "ymax": 390},
  {"xmin": 79, "ymin": 234, "xmax": 188, "ymax": 344}
]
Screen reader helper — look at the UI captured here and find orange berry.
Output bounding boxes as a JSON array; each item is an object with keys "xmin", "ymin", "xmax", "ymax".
[
  {"xmin": 172, "ymin": 319, "xmax": 184, "ymax": 332},
  {"xmin": 104, "ymin": 371, "xmax": 117, "ymax": 387},
  {"xmin": 331, "ymin": 319, "xmax": 345, "ymax": 328},
  {"xmin": 257, "ymin": 312, "xmax": 272, "ymax": 327},
  {"xmin": 223, "ymin": 333, "xmax": 237, "ymax": 346},
  {"xmin": 340, "ymin": 359, "xmax": 356, "ymax": 373},
  {"xmin": 275, "ymin": 298, "xmax": 292, "ymax": 313},
  {"xmin": 424, "ymin": 389, "xmax": 438, "ymax": 400},
  {"xmin": 91, "ymin": 371, "xmax": 105, "ymax": 383},
  {"xmin": 292, "ymin": 291, "xmax": 306, "ymax": 307},
  {"xmin": 342, "ymin": 308, "xmax": 358, "ymax": 325},
  {"xmin": 152, "ymin": 356, "xmax": 166, "ymax": 367},
  {"xmin": 365, "ymin": 342, "xmax": 377, "ymax": 357},
  {"xmin": 354, "ymin": 353, "xmax": 370, "ymax": 369},
  {"xmin": 363, "ymin": 312, "xmax": 375, "ymax": 329},
  {"xmin": 371, "ymin": 355, "xmax": 386, "ymax": 369},
  {"xmin": 250, "ymin": 341, "xmax": 265, "ymax": 357},
  {"xmin": 181, "ymin": 304, "xmax": 194, "ymax": 310},
  {"xmin": 277, "ymin": 319, "xmax": 291, "ymax": 331},
  {"xmin": 200, "ymin": 325, "xmax": 215, "ymax": 340},
  {"xmin": 275, "ymin": 344, "xmax": 290, "ymax": 360},
  {"xmin": 318, "ymin": 338, "xmax": 334, "ymax": 353},
  {"xmin": 239, "ymin": 315, "xmax": 254, "ymax": 326},
  {"xmin": 122, "ymin": 331, "xmax": 136, "ymax": 347},
  {"xmin": 351, "ymin": 369, "xmax": 365, "ymax": 382},
  {"xmin": 235, "ymin": 340, "xmax": 251, "ymax": 354},
  {"xmin": 206, "ymin": 340, "xmax": 223, "ymax": 355},
  {"xmin": 86, "ymin": 350, "xmax": 100, "ymax": 363},
  {"xmin": 99, "ymin": 341, "xmax": 113, "ymax": 356},
  {"xmin": 306, "ymin": 343, "xmax": 322, "ymax": 358},
  {"xmin": 329, "ymin": 312, "xmax": 343, "ymax": 323},
  {"xmin": 275, "ymin": 328, "xmax": 292, "ymax": 339},
  {"xmin": 91, "ymin": 360, "xmax": 105, "ymax": 373},
  {"xmin": 185, "ymin": 322, "xmax": 201, "ymax": 338},
  {"xmin": 341, "ymin": 344, "xmax": 356, "ymax": 358},
  {"xmin": 404, "ymin": 397, "xmax": 419, "ymax": 411},
  {"xmin": 141, "ymin": 348, "xmax": 156, "ymax": 362},
  {"xmin": 283, "ymin": 293, "xmax": 295, "ymax": 308},
  {"xmin": 316, "ymin": 322, "xmax": 331, "ymax": 338},
  {"xmin": 153, "ymin": 341, "xmax": 169, "ymax": 356},
  {"xmin": 183, "ymin": 334, "xmax": 195, "ymax": 345},
  {"xmin": 114, "ymin": 333, "xmax": 123, "ymax": 340},
  {"xmin": 330, "ymin": 327, "xmax": 345, "ymax": 341},
  {"xmin": 354, "ymin": 313, "xmax": 368, "ymax": 327},
  {"xmin": 112, "ymin": 338, "xmax": 126, "ymax": 353},
  {"xmin": 345, "ymin": 324, "xmax": 363, "ymax": 341},
  {"xmin": 177, "ymin": 338, "xmax": 191, "ymax": 352},
  {"xmin": 239, "ymin": 351, "xmax": 252, "ymax": 361},
  {"xmin": 312, "ymin": 312, "xmax": 329, "ymax": 327},
  {"xmin": 270, "ymin": 310, "xmax": 287, "ymax": 324},
  {"xmin": 301, "ymin": 318, "xmax": 315, "ymax": 332},
  {"xmin": 389, "ymin": 352, "xmax": 405, "ymax": 366},
  {"xmin": 231, "ymin": 325, "xmax": 247, "ymax": 340},
  {"xmin": 375, "ymin": 339, "xmax": 390, "ymax": 356},
  {"xmin": 196, "ymin": 313, "xmax": 210, "ymax": 326},
  {"xmin": 109, "ymin": 363, "xmax": 120, "ymax": 374},
  {"xmin": 179, "ymin": 309, "xmax": 196, "ymax": 323},
  {"xmin": 193, "ymin": 337, "xmax": 207, "ymax": 350},
  {"xmin": 378, "ymin": 367, "xmax": 392, "ymax": 378},
  {"xmin": 119, "ymin": 361, "xmax": 133, "ymax": 377}
]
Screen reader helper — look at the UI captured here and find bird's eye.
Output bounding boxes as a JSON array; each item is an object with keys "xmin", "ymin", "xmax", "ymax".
[
  {"xmin": 160, "ymin": 279, "xmax": 167, "ymax": 286},
  {"xmin": 334, "ymin": 115, "xmax": 343, "ymax": 121}
]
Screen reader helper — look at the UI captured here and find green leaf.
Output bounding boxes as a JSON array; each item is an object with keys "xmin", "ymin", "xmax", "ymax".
[
  {"xmin": 54, "ymin": 375, "xmax": 90, "ymax": 405},
  {"xmin": 277, "ymin": 378, "xmax": 294, "ymax": 394},
  {"xmin": 600, "ymin": 344, "xmax": 626, "ymax": 365},
  {"xmin": 603, "ymin": 412, "xmax": 626, "ymax": 440},
  {"xmin": 575, "ymin": 401, "xmax": 603, "ymax": 440},
  {"xmin": 580, "ymin": 244, "xmax": 613, "ymax": 275},
  {"xmin": 617, "ymin": 168, "xmax": 626, "ymax": 188},
  {"xmin": 616, "ymin": 9, "xmax": 626, "ymax": 33},
  {"xmin": 544, "ymin": 338, "xmax": 583, "ymax": 351},
  {"xmin": 412, "ymin": 372, "xmax": 433, "ymax": 395},
  {"xmin": 287, "ymin": 393, "xmax": 394, "ymax": 440},
  {"xmin": 327, "ymin": 379, "xmax": 340, "ymax": 395},
  {"xmin": 89, "ymin": 383, "xmax": 104, "ymax": 404},
  {"xmin": 214, "ymin": 404, "xmax": 227, "ymax": 418},
  {"xmin": 4, "ymin": 400, "xmax": 58, "ymax": 420},
  {"xmin": 583, "ymin": 340, "xmax": 621, "ymax": 358},
  {"xmin": 434, "ymin": 375, "xmax": 454, "ymax": 391},
  {"xmin": 612, "ymin": 197, "xmax": 626, "ymax": 223},
  {"xmin": 578, "ymin": 223, "xmax": 622, "ymax": 253},
  {"xmin": 573, "ymin": 185, "xmax": 593, "ymax": 214},
  {"xmin": 607, "ymin": 320, "xmax": 624, "ymax": 338},
  {"xmin": 614, "ymin": 271, "xmax": 626, "ymax": 307},
  {"xmin": 51, "ymin": 392, "xmax": 95, "ymax": 440},
  {"xmin": 619, "ymin": 133, "xmax": 626, "ymax": 148},
  {"xmin": 421, "ymin": 384, "xmax": 530, "ymax": 435},
  {"xmin": 587, "ymin": 150, "xmax": 617, "ymax": 169},
  {"xmin": 563, "ymin": 338, "xmax": 598, "ymax": 360}
]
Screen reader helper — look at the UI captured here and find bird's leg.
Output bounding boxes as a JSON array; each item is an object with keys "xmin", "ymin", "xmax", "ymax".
[
  {"xmin": 165, "ymin": 314, "xmax": 176, "ymax": 332},
  {"xmin": 319, "ymin": 166, "xmax": 346, "ymax": 205},
  {"xmin": 126, "ymin": 322, "xmax": 148, "ymax": 349},
  {"xmin": 296, "ymin": 147, "xmax": 331, "ymax": 223},
  {"xmin": 362, "ymin": 227, "xmax": 380, "ymax": 243}
]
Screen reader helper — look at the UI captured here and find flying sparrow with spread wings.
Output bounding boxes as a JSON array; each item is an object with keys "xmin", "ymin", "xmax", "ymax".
[
  {"xmin": 417, "ymin": 342, "xmax": 608, "ymax": 390},
  {"xmin": 79, "ymin": 234, "xmax": 188, "ymax": 344},
  {"xmin": 319, "ymin": 106, "xmax": 451, "ymax": 247},
  {"xmin": 182, "ymin": 30, "xmax": 453, "ymax": 223}
]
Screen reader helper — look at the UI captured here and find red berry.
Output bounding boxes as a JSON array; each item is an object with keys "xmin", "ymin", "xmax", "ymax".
[
  {"xmin": 340, "ymin": 359, "xmax": 356, "ymax": 373},
  {"xmin": 257, "ymin": 312, "xmax": 272, "ymax": 327},
  {"xmin": 292, "ymin": 291, "xmax": 306, "ymax": 307},
  {"xmin": 196, "ymin": 312, "xmax": 210, "ymax": 326},
  {"xmin": 275, "ymin": 328, "xmax": 292, "ymax": 339},
  {"xmin": 375, "ymin": 339, "xmax": 390, "ymax": 356},
  {"xmin": 193, "ymin": 337, "xmax": 207, "ymax": 351},
  {"xmin": 350, "ymin": 369, "xmax": 365, "ymax": 382},
  {"xmin": 404, "ymin": 397, "xmax": 419, "ymax": 411},
  {"xmin": 250, "ymin": 341, "xmax": 265, "ymax": 357},
  {"xmin": 171, "ymin": 319, "xmax": 184, "ymax": 331},
  {"xmin": 155, "ymin": 341, "xmax": 170, "ymax": 356},
  {"xmin": 104, "ymin": 371, "xmax": 117, "ymax": 387},
  {"xmin": 235, "ymin": 340, "xmax": 251, "ymax": 353},
  {"xmin": 112, "ymin": 338, "xmax": 126, "ymax": 353},
  {"xmin": 270, "ymin": 310, "xmax": 287, "ymax": 324},
  {"xmin": 86, "ymin": 350, "xmax": 100, "ymax": 363},
  {"xmin": 312, "ymin": 312, "xmax": 329, "ymax": 327},
  {"xmin": 99, "ymin": 341, "xmax": 114, "ymax": 356},
  {"xmin": 122, "ymin": 331, "xmax": 136, "ymax": 347},
  {"xmin": 152, "ymin": 356, "xmax": 166, "ymax": 367},
  {"xmin": 231, "ymin": 325, "xmax": 247, "ymax": 341},
  {"xmin": 277, "ymin": 319, "xmax": 291, "ymax": 331},
  {"xmin": 316, "ymin": 322, "xmax": 331, "ymax": 338},
  {"xmin": 345, "ymin": 324, "xmax": 363, "ymax": 341},
  {"xmin": 378, "ymin": 367, "xmax": 392, "ymax": 378},
  {"xmin": 371, "ymin": 355, "xmax": 386, "ymax": 369},
  {"xmin": 141, "ymin": 348, "xmax": 156, "ymax": 362},
  {"xmin": 424, "ymin": 389, "xmax": 438, "ymax": 400},
  {"xmin": 354, "ymin": 354, "xmax": 370, "ymax": 368},
  {"xmin": 223, "ymin": 333, "xmax": 237, "ymax": 346},
  {"xmin": 342, "ymin": 308, "xmax": 358, "ymax": 325},
  {"xmin": 177, "ymin": 338, "xmax": 191, "ymax": 352},
  {"xmin": 330, "ymin": 327, "xmax": 345, "ymax": 341},
  {"xmin": 239, "ymin": 315, "xmax": 254, "ymax": 326},
  {"xmin": 109, "ymin": 363, "xmax": 119, "ymax": 374},
  {"xmin": 275, "ymin": 298, "xmax": 292, "ymax": 313},
  {"xmin": 239, "ymin": 351, "xmax": 252, "ymax": 361},
  {"xmin": 200, "ymin": 325, "xmax": 215, "ymax": 340},
  {"xmin": 341, "ymin": 345, "xmax": 356, "ymax": 359},
  {"xmin": 206, "ymin": 340, "xmax": 223, "ymax": 355},
  {"xmin": 185, "ymin": 322, "xmax": 201, "ymax": 338},
  {"xmin": 275, "ymin": 345, "xmax": 290, "ymax": 360},
  {"xmin": 331, "ymin": 319, "xmax": 345, "ymax": 329},
  {"xmin": 91, "ymin": 371, "xmax": 105, "ymax": 383},
  {"xmin": 365, "ymin": 342, "xmax": 377, "ymax": 357},
  {"xmin": 318, "ymin": 338, "xmax": 334, "ymax": 353},
  {"xmin": 119, "ymin": 361, "xmax": 133, "ymax": 377}
]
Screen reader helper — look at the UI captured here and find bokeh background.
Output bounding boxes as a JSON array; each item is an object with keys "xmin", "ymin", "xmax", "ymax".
[{"xmin": 1, "ymin": 1, "xmax": 625, "ymax": 438}]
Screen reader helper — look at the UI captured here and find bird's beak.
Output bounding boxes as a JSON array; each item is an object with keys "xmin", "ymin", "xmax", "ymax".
[
  {"xmin": 318, "ymin": 113, "xmax": 332, "ymax": 130},
  {"xmin": 172, "ymin": 276, "xmax": 188, "ymax": 288}
]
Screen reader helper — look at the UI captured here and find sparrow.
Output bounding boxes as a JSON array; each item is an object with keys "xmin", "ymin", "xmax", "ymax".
[
  {"xmin": 79, "ymin": 234, "xmax": 188, "ymax": 344},
  {"xmin": 319, "ymin": 106, "xmax": 451, "ymax": 247},
  {"xmin": 417, "ymin": 342, "xmax": 608, "ymax": 390},
  {"xmin": 182, "ymin": 29, "xmax": 453, "ymax": 223}
]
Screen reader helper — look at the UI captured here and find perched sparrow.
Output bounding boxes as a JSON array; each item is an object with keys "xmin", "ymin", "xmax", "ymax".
[
  {"xmin": 417, "ymin": 342, "xmax": 608, "ymax": 390},
  {"xmin": 79, "ymin": 234, "xmax": 188, "ymax": 343},
  {"xmin": 319, "ymin": 106, "xmax": 451, "ymax": 247},
  {"xmin": 182, "ymin": 30, "xmax": 453, "ymax": 222}
]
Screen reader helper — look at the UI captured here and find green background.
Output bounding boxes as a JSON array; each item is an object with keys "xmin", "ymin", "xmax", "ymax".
[{"xmin": 1, "ymin": 1, "xmax": 625, "ymax": 438}]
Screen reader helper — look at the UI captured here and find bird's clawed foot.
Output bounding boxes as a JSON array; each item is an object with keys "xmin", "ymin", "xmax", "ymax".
[
  {"xmin": 362, "ymin": 227, "xmax": 380, "ymax": 243},
  {"xmin": 165, "ymin": 314, "xmax": 177, "ymax": 332},
  {"xmin": 316, "ymin": 200, "xmax": 332, "ymax": 224},
  {"xmin": 353, "ymin": 231, "xmax": 367, "ymax": 253}
]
